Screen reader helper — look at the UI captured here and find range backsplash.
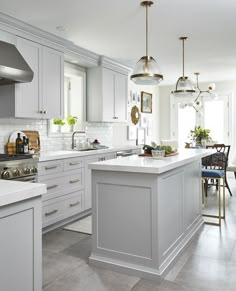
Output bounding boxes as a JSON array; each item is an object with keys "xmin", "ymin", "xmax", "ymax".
[{"xmin": 0, "ymin": 119, "xmax": 132, "ymax": 153}]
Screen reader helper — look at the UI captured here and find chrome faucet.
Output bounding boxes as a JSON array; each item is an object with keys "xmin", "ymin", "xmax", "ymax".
[{"xmin": 72, "ymin": 131, "xmax": 86, "ymax": 149}]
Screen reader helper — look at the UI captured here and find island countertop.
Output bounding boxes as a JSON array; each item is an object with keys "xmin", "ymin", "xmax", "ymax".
[
  {"xmin": 89, "ymin": 148, "xmax": 213, "ymax": 174},
  {"xmin": 0, "ymin": 180, "xmax": 47, "ymax": 207}
]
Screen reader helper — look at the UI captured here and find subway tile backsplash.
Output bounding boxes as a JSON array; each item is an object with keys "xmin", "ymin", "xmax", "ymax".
[{"xmin": 0, "ymin": 119, "xmax": 126, "ymax": 153}]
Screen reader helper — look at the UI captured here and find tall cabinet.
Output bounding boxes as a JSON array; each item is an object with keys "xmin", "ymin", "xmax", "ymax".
[
  {"xmin": 0, "ymin": 35, "xmax": 64, "ymax": 119},
  {"xmin": 87, "ymin": 57, "xmax": 130, "ymax": 122}
]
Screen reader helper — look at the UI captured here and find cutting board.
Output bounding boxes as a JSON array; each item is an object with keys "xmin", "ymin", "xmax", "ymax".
[{"xmin": 22, "ymin": 130, "xmax": 40, "ymax": 153}]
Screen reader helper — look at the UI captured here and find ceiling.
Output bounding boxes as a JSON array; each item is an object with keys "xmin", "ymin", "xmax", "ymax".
[{"xmin": 0, "ymin": 0, "xmax": 236, "ymax": 85}]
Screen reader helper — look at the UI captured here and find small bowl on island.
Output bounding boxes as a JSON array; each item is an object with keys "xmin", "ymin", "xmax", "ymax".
[{"xmin": 151, "ymin": 149, "xmax": 165, "ymax": 159}]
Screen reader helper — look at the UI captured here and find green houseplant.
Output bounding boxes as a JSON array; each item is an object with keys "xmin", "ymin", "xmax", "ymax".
[
  {"xmin": 66, "ymin": 115, "xmax": 78, "ymax": 125},
  {"xmin": 66, "ymin": 115, "xmax": 78, "ymax": 132},
  {"xmin": 190, "ymin": 126, "xmax": 212, "ymax": 147},
  {"xmin": 53, "ymin": 119, "xmax": 65, "ymax": 132}
]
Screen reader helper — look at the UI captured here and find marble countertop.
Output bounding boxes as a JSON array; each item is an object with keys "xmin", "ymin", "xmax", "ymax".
[
  {"xmin": 38, "ymin": 145, "xmax": 141, "ymax": 162},
  {"xmin": 89, "ymin": 149, "xmax": 214, "ymax": 174},
  {"xmin": 0, "ymin": 180, "xmax": 47, "ymax": 207}
]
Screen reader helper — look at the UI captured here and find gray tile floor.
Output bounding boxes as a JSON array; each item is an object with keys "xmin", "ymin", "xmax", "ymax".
[{"xmin": 43, "ymin": 173, "xmax": 236, "ymax": 291}]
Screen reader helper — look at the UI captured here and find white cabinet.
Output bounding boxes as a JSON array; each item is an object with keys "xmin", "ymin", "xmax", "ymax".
[
  {"xmin": 87, "ymin": 66, "xmax": 128, "ymax": 122},
  {"xmin": 38, "ymin": 157, "xmax": 85, "ymax": 229},
  {"xmin": 0, "ymin": 196, "xmax": 42, "ymax": 291},
  {"xmin": 84, "ymin": 152, "xmax": 116, "ymax": 210},
  {"xmin": 0, "ymin": 36, "xmax": 64, "ymax": 119}
]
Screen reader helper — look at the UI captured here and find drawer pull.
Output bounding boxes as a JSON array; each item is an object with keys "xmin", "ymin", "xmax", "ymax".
[
  {"xmin": 69, "ymin": 201, "xmax": 80, "ymax": 207},
  {"xmin": 98, "ymin": 157, "xmax": 105, "ymax": 161},
  {"xmin": 69, "ymin": 179, "xmax": 80, "ymax": 184},
  {"xmin": 45, "ymin": 209, "xmax": 58, "ymax": 216},
  {"xmin": 47, "ymin": 184, "xmax": 58, "ymax": 190},
  {"xmin": 45, "ymin": 165, "xmax": 58, "ymax": 170},
  {"xmin": 69, "ymin": 162, "xmax": 81, "ymax": 166}
]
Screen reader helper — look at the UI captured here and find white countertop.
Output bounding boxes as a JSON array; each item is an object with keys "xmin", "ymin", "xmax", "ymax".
[
  {"xmin": 38, "ymin": 145, "xmax": 141, "ymax": 162},
  {"xmin": 0, "ymin": 180, "xmax": 47, "ymax": 207},
  {"xmin": 89, "ymin": 149, "xmax": 214, "ymax": 174}
]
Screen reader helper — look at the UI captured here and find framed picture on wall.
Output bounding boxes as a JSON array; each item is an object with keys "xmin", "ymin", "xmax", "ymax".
[{"xmin": 141, "ymin": 91, "xmax": 152, "ymax": 113}]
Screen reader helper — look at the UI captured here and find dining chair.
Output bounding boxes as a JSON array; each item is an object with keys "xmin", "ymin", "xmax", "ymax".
[{"xmin": 201, "ymin": 144, "xmax": 231, "ymax": 226}]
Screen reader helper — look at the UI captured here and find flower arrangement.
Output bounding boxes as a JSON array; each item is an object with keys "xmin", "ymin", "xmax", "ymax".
[{"xmin": 190, "ymin": 126, "xmax": 212, "ymax": 146}]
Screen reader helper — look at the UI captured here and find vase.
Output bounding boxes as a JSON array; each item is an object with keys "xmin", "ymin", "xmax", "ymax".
[
  {"xmin": 55, "ymin": 125, "xmax": 62, "ymax": 133},
  {"xmin": 69, "ymin": 125, "xmax": 74, "ymax": 132}
]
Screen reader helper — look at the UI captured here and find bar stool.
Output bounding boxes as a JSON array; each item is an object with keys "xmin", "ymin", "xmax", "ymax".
[{"xmin": 201, "ymin": 144, "xmax": 230, "ymax": 226}]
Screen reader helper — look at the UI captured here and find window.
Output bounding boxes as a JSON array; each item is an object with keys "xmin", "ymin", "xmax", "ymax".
[
  {"xmin": 171, "ymin": 92, "xmax": 232, "ymax": 148},
  {"xmin": 49, "ymin": 62, "xmax": 86, "ymax": 133}
]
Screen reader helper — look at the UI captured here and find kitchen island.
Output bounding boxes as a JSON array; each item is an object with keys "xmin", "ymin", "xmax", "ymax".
[
  {"xmin": 0, "ymin": 180, "xmax": 46, "ymax": 291},
  {"xmin": 89, "ymin": 149, "xmax": 212, "ymax": 281}
]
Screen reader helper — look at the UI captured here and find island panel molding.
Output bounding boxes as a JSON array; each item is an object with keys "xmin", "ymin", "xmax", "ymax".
[{"xmin": 89, "ymin": 149, "xmax": 212, "ymax": 280}]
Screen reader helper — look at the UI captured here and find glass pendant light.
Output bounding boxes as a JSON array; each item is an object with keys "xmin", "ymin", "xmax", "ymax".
[
  {"xmin": 130, "ymin": 1, "xmax": 163, "ymax": 85},
  {"xmin": 172, "ymin": 37, "xmax": 195, "ymax": 96}
]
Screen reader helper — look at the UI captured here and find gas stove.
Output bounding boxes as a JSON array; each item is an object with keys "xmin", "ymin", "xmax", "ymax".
[{"xmin": 0, "ymin": 154, "xmax": 38, "ymax": 182}]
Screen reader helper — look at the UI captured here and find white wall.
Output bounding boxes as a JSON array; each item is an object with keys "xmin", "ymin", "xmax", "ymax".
[{"xmin": 112, "ymin": 80, "xmax": 160, "ymax": 146}]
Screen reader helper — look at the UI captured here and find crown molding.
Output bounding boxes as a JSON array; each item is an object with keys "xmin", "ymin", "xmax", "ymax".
[{"xmin": 100, "ymin": 56, "xmax": 132, "ymax": 75}]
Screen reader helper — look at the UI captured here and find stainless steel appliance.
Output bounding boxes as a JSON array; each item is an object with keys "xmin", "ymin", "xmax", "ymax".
[
  {"xmin": 0, "ymin": 154, "xmax": 38, "ymax": 183},
  {"xmin": 0, "ymin": 40, "xmax": 34, "ymax": 85}
]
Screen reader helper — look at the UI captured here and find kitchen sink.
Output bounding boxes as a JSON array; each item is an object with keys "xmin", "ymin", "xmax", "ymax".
[{"xmin": 75, "ymin": 148, "xmax": 98, "ymax": 151}]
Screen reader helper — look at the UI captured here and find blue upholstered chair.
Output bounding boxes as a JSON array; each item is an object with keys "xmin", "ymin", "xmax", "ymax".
[{"xmin": 202, "ymin": 144, "xmax": 231, "ymax": 226}]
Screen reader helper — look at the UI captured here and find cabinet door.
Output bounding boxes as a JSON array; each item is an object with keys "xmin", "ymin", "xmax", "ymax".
[
  {"xmin": 42, "ymin": 47, "xmax": 64, "ymax": 119},
  {"xmin": 15, "ymin": 37, "xmax": 42, "ymax": 118},
  {"xmin": 114, "ymin": 72, "xmax": 127, "ymax": 122},
  {"xmin": 102, "ymin": 67, "xmax": 115, "ymax": 121},
  {"xmin": 0, "ymin": 197, "xmax": 42, "ymax": 291}
]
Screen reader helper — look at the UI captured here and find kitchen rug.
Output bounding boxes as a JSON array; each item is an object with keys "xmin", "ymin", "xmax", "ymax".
[{"xmin": 63, "ymin": 215, "xmax": 92, "ymax": 235}]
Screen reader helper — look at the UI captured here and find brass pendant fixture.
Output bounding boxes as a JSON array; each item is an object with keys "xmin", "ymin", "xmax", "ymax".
[
  {"xmin": 130, "ymin": 1, "xmax": 163, "ymax": 85},
  {"xmin": 192, "ymin": 72, "xmax": 216, "ymax": 112},
  {"xmin": 172, "ymin": 37, "xmax": 195, "ymax": 96}
]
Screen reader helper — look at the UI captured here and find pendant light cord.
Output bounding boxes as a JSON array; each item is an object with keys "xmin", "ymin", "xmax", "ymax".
[
  {"xmin": 182, "ymin": 38, "xmax": 185, "ymax": 78},
  {"xmin": 146, "ymin": 4, "xmax": 148, "ymax": 56}
]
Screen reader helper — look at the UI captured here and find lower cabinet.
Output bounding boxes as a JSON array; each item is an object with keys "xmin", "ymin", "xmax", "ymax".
[
  {"xmin": 38, "ymin": 152, "xmax": 117, "ymax": 228},
  {"xmin": 38, "ymin": 156, "xmax": 85, "ymax": 229},
  {"xmin": 0, "ymin": 196, "xmax": 42, "ymax": 291}
]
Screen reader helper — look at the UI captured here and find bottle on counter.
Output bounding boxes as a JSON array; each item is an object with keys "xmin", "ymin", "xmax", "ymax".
[
  {"xmin": 23, "ymin": 137, "xmax": 29, "ymax": 154},
  {"xmin": 15, "ymin": 133, "xmax": 24, "ymax": 154}
]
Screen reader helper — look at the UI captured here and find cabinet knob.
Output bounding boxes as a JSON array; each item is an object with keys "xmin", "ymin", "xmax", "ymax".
[
  {"xmin": 113, "ymin": 116, "xmax": 118, "ymax": 119},
  {"xmin": 39, "ymin": 110, "xmax": 43, "ymax": 114},
  {"xmin": 43, "ymin": 110, "xmax": 47, "ymax": 114}
]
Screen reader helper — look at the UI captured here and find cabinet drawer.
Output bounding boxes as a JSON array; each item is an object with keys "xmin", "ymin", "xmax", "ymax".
[
  {"xmin": 38, "ymin": 160, "xmax": 63, "ymax": 176},
  {"xmin": 64, "ymin": 157, "xmax": 84, "ymax": 171},
  {"xmin": 64, "ymin": 170, "xmax": 84, "ymax": 190},
  {"xmin": 42, "ymin": 191, "xmax": 83, "ymax": 227}
]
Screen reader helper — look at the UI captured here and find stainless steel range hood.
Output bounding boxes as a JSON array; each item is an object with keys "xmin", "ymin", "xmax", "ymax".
[{"xmin": 0, "ymin": 40, "xmax": 34, "ymax": 85}]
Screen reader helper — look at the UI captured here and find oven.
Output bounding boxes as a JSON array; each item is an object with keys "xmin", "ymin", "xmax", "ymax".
[{"xmin": 0, "ymin": 154, "xmax": 38, "ymax": 183}]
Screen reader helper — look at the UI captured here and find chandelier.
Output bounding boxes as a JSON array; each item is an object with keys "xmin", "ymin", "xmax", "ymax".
[
  {"xmin": 179, "ymin": 72, "xmax": 216, "ymax": 113},
  {"xmin": 130, "ymin": 1, "xmax": 163, "ymax": 85},
  {"xmin": 192, "ymin": 72, "xmax": 216, "ymax": 112}
]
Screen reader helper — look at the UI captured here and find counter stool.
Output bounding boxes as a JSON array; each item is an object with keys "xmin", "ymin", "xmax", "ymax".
[
  {"xmin": 202, "ymin": 169, "xmax": 225, "ymax": 226},
  {"xmin": 201, "ymin": 144, "xmax": 230, "ymax": 226}
]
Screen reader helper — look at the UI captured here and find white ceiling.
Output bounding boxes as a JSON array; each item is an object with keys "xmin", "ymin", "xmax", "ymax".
[{"xmin": 1, "ymin": 0, "xmax": 236, "ymax": 85}]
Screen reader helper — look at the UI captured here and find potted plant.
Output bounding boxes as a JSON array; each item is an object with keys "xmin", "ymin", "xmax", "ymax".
[
  {"xmin": 53, "ymin": 119, "xmax": 65, "ymax": 133},
  {"xmin": 66, "ymin": 115, "xmax": 78, "ymax": 132},
  {"xmin": 190, "ymin": 126, "xmax": 212, "ymax": 147}
]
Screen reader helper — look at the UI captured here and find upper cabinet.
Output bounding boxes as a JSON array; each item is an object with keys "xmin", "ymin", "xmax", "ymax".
[
  {"xmin": 0, "ymin": 36, "xmax": 64, "ymax": 119},
  {"xmin": 87, "ymin": 58, "xmax": 130, "ymax": 122}
]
